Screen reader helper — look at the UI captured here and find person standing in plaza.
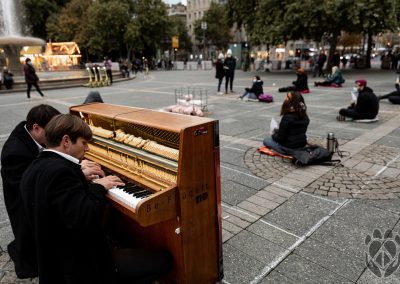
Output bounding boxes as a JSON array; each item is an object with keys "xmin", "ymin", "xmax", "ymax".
[
  {"xmin": 1, "ymin": 104, "xmax": 60, "ymax": 278},
  {"xmin": 24, "ymin": 58, "xmax": 45, "ymax": 99},
  {"xmin": 317, "ymin": 51, "xmax": 327, "ymax": 77},
  {"xmin": 215, "ymin": 53, "xmax": 225, "ymax": 95},
  {"xmin": 224, "ymin": 49, "xmax": 236, "ymax": 94},
  {"xmin": 104, "ymin": 56, "xmax": 113, "ymax": 84}
]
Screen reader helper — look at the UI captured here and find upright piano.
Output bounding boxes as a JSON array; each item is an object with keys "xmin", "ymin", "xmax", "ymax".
[{"xmin": 70, "ymin": 103, "xmax": 223, "ymax": 284}]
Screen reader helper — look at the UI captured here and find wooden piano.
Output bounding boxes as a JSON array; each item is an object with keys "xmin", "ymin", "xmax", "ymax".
[{"xmin": 70, "ymin": 103, "xmax": 223, "ymax": 284}]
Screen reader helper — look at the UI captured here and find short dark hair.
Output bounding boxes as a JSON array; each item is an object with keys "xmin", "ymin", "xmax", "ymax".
[
  {"xmin": 45, "ymin": 114, "xmax": 92, "ymax": 148},
  {"xmin": 26, "ymin": 104, "xmax": 61, "ymax": 130}
]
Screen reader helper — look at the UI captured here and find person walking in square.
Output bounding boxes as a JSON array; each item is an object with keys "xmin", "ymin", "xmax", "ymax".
[{"xmin": 24, "ymin": 58, "xmax": 45, "ymax": 99}]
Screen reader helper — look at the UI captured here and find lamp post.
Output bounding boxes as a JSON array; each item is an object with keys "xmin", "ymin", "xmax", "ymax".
[{"xmin": 201, "ymin": 21, "xmax": 207, "ymax": 60}]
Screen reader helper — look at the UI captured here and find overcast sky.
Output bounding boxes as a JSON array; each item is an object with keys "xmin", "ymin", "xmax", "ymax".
[{"xmin": 163, "ymin": 0, "xmax": 187, "ymax": 5}]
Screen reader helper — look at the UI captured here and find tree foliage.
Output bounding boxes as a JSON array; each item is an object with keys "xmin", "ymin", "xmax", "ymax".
[
  {"xmin": 193, "ymin": 2, "xmax": 232, "ymax": 50},
  {"xmin": 227, "ymin": 0, "xmax": 400, "ymax": 69}
]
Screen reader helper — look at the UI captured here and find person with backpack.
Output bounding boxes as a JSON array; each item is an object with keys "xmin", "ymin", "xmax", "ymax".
[
  {"xmin": 314, "ymin": 66, "xmax": 345, "ymax": 87},
  {"xmin": 239, "ymin": 75, "xmax": 263, "ymax": 101},
  {"xmin": 263, "ymin": 91, "xmax": 309, "ymax": 154}
]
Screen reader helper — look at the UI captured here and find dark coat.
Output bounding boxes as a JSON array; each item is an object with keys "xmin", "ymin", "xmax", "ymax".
[
  {"xmin": 215, "ymin": 60, "xmax": 225, "ymax": 79},
  {"xmin": 272, "ymin": 112, "xmax": 309, "ymax": 148},
  {"xmin": 20, "ymin": 151, "xmax": 115, "ymax": 284},
  {"xmin": 355, "ymin": 86, "xmax": 379, "ymax": 119},
  {"xmin": 248, "ymin": 80, "xmax": 264, "ymax": 96},
  {"xmin": 24, "ymin": 64, "xmax": 39, "ymax": 84},
  {"xmin": 0, "ymin": 121, "xmax": 38, "ymax": 278},
  {"xmin": 224, "ymin": 57, "xmax": 236, "ymax": 74},
  {"xmin": 293, "ymin": 73, "xmax": 309, "ymax": 91}
]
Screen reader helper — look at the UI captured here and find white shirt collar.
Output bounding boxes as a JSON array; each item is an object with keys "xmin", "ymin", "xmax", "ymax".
[
  {"xmin": 24, "ymin": 124, "xmax": 44, "ymax": 152},
  {"xmin": 43, "ymin": 149, "xmax": 80, "ymax": 165}
]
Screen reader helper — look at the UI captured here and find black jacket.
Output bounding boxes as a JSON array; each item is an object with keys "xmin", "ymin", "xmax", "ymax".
[
  {"xmin": 0, "ymin": 121, "xmax": 38, "ymax": 278},
  {"xmin": 293, "ymin": 73, "xmax": 309, "ymax": 91},
  {"xmin": 248, "ymin": 80, "xmax": 264, "ymax": 96},
  {"xmin": 272, "ymin": 112, "xmax": 309, "ymax": 148},
  {"xmin": 224, "ymin": 57, "xmax": 236, "ymax": 73},
  {"xmin": 355, "ymin": 86, "xmax": 379, "ymax": 119},
  {"xmin": 24, "ymin": 64, "xmax": 39, "ymax": 84},
  {"xmin": 215, "ymin": 60, "xmax": 225, "ymax": 79},
  {"xmin": 20, "ymin": 151, "xmax": 114, "ymax": 284}
]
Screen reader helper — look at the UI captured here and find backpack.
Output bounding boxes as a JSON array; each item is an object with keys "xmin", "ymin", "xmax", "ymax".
[
  {"xmin": 258, "ymin": 93, "xmax": 274, "ymax": 103},
  {"xmin": 288, "ymin": 144, "xmax": 340, "ymax": 166}
]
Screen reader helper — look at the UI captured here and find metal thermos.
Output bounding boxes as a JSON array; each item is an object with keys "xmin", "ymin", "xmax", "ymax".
[{"xmin": 327, "ymin": 132, "xmax": 335, "ymax": 153}]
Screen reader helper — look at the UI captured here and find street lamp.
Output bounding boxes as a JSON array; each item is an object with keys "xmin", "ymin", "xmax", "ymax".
[{"xmin": 201, "ymin": 21, "xmax": 207, "ymax": 60}]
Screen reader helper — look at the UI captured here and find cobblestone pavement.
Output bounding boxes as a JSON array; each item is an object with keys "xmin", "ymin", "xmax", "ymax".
[{"xmin": 1, "ymin": 67, "xmax": 400, "ymax": 283}]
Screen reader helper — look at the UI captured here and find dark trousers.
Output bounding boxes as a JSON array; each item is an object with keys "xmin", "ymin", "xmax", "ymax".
[
  {"xmin": 225, "ymin": 71, "xmax": 234, "ymax": 92},
  {"xmin": 318, "ymin": 63, "xmax": 324, "ymax": 77},
  {"xmin": 27, "ymin": 82, "xmax": 44, "ymax": 98},
  {"xmin": 107, "ymin": 69, "xmax": 113, "ymax": 84},
  {"xmin": 339, "ymin": 106, "xmax": 375, "ymax": 120},
  {"xmin": 217, "ymin": 77, "xmax": 223, "ymax": 92}
]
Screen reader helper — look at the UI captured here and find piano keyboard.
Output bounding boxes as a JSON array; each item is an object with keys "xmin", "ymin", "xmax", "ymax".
[{"xmin": 108, "ymin": 182, "xmax": 153, "ymax": 209}]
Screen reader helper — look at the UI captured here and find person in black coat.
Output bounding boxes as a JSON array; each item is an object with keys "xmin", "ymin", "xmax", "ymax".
[
  {"xmin": 278, "ymin": 68, "xmax": 309, "ymax": 93},
  {"xmin": 337, "ymin": 79, "xmax": 379, "ymax": 121},
  {"xmin": 239, "ymin": 75, "xmax": 264, "ymax": 100},
  {"xmin": 378, "ymin": 76, "xmax": 400, "ymax": 104},
  {"xmin": 224, "ymin": 49, "xmax": 236, "ymax": 94},
  {"xmin": 1, "ymin": 104, "xmax": 61, "ymax": 278},
  {"xmin": 215, "ymin": 53, "xmax": 225, "ymax": 95},
  {"xmin": 20, "ymin": 114, "xmax": 172, "ymax": 284},
  {"xmin": 23, "ymin": 58, "xmax": 45, "ymax": 99},
  {"xmin": 263, "ymin": 91, "xmax": 309, "ymax": 154}
]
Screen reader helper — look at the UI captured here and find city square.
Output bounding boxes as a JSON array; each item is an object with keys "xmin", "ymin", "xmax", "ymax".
[{"xmin": 0, "ymin": 66, "xmax": 399, "ymax": 283}]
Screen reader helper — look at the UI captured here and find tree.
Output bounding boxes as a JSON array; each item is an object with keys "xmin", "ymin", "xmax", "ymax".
[
  {"xmin": 193, "ymin": 2, "xmax": 231, "ymax": 51},
  {"xmin": 168, "ymin": 15, "xmax": 192, "ymax": 53},
  {"xmin": 22, "ymin": 0, "xmax": 68, "ymax": 39}
]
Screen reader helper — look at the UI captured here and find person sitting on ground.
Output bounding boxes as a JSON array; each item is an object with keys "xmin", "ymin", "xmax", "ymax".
[
  {"xmin": 2, "ymin": 66, "xmax": 14, "ymax": 89},
  {"xmin": 263, "ymin": 91, "xmax": 309, "ymax": 155},
  {"xmin": 378, "ymin": 76, "xmax": 400, "ymax": 104},
  {"xmin": 314, "ymin": 66, "xmax": 345, "ymax": 87},
  {"xmin": 337, "ymin": 79, "xmax": 379, "ymax": 121},
  {"xmin": 83, "ymin": 91, "xmax": 104, "ymax": 104},
  {"xmin": 239, "ymin": 75, "xmax": 264, "ymax": 101},
  {"xmin": 278, "ymin": 67, "xmax": 309, "ymax": 93}
]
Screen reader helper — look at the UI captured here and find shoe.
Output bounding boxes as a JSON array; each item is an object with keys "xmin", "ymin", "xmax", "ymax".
[
  {"xmin": 247, "ymin": 98, "xmax": 258, "ymax": 102},
  {"xmin": 314, "ymin": 82, "xmax": 318, "ymax": 87},
  {"xmin": 336, "ymin": 115, "xmax": 346, "ymax": 121},
  {"xmin": 230, "ymin": 90, "xmax": 235, "ymax": 93},
  {"xmin": 217, "ymin": 92, "xmax": 223, "ymax": 95}
]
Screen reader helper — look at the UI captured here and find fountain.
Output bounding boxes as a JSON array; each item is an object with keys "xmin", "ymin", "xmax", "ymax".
[{"xmin": 0, "ymin": 0, "xmax": 45, "ymax": 75}]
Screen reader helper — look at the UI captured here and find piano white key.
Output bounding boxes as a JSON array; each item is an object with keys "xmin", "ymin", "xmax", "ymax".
[{"xmin": 108, "ymin": 186, "xmax": 150, "ymax": 209}]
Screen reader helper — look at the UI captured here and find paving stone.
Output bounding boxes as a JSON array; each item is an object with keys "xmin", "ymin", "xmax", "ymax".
[
  {"xmin": 247, "ymin": 219, "xmax": 299, "ymax": 249},
  {"xmin": 258, "ymin": 270, "xmax": 297, "ymax": 283},
  {"xmin": 255, "ymin": 190, "xmax": 288, "ymax": 204},
  {"xmin": 246, "ymin": 195, "xmax": 280, "ymax": 210},
  {"xmin": 227, "ymin": 230, "xmax": 287, "ymax": 264},
  {"xmin": 275, "ymin": 253, "xmax": 353, "ymax": 283},
  {"xmin": 222, "ymin": 214, "xmax": 251, "ymax": 229},
  {"xmin": 222, "ymin": 229, "xmax": 234, "ymax": 243},
  {"xmin": 237, "ymin": 200, "xmax": 271, "ymax": 216},
  {"xmin": 222, "ymin": 243, "xmax": 265, "ymax": 284},
  {"xmin": 222, "ymin": 205, "xmax": 259, "ymax": 223},
  {"xmin": 310, "ymin": 217, "xmax": 370, "ymax": 260},
  {"xmin": 294, "ymin": 238, "xmax": 366, "ymax": 282},
  {"xmin": 221, "ymin": 180, "xmax": 258, "ymax": 206},
  {"xmin": 333, "ymin": 200, "xmax": 400, "ymax": 233},
  {"xmin": 264, "ymin": 186, "xmax": 296, "ymax": 198}
]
